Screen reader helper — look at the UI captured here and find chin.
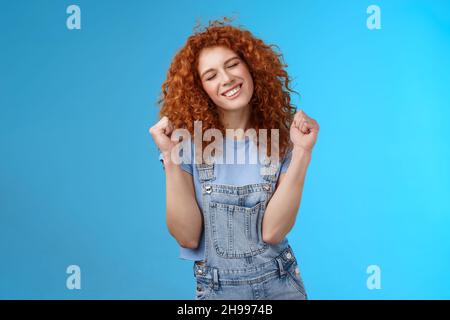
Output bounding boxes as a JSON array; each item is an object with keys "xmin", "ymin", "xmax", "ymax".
[
  {"xmin": 220, "ymin": 104, "xmax": 248, "ymax": 112},
  {"xmin": 219, "ymin": 96, "xmax": 252, "ymax": 111}
]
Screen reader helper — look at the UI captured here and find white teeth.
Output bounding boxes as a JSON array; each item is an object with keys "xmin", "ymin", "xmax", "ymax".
[{"xmin": 224, "ymin": 85, "xmax": 241, "ymax": 97}]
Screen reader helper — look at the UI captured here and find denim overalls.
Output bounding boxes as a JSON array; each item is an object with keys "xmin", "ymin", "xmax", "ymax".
[{"xmin": 192, "ymin": 158, "xmax": 308, "ymax": 300}]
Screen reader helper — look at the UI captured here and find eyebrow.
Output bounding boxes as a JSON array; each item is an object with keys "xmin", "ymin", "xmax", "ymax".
[{"xmin": 200, "ymin": 56, "xmax": 240, "ymax": 79}]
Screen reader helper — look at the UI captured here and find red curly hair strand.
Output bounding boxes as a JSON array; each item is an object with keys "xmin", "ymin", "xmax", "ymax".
[{"xmin": 158, "ymin": 18, "xmax": 298, "ymax": 160}]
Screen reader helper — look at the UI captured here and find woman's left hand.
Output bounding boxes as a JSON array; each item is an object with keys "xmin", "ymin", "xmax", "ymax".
[{"xmin": 290, "ymin": 110, "xmax": 320, "ymax": 153}]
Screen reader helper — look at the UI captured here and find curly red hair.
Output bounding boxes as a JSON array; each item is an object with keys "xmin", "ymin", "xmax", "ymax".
[{"xmin": 158, "ymin": 18, "xmax": 298, "ymax": 160}]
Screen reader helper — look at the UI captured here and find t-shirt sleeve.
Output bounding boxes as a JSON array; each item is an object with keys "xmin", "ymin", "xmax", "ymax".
[
  {"xmin": 158, "ymin": 150, "xmax": 193, "ymax": 176},
  {"xmin": 280, "ymin": 149, "xmax": 293, "ymax": 174},
  {"xmin": 180, "ymin": 159, "xmax": 193, "ymax": 175}
]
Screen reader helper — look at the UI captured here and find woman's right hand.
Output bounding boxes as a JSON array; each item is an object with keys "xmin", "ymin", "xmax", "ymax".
[{"xmin": 149, "ymin": 116, "xmax": 176, "ymax": 158}]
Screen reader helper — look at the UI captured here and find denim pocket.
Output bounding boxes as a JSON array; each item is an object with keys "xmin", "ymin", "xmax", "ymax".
[
  {"xmin": 286, "ymin": 261, "xmax": 307, "ymax": 299},
  {"xmin": 209, "ymin": 201, "xmax": 268, "ymax": 258}
]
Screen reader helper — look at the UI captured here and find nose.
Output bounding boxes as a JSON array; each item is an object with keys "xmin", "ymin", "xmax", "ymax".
[{"xmin": 221, "ymin": 69, "xmax": 234, "ymax": 86}]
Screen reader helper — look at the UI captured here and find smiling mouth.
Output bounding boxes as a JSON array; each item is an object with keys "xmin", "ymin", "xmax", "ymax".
[{"xmin": 221, "ymin": 84, "xmax": 242, "ymax": 97}]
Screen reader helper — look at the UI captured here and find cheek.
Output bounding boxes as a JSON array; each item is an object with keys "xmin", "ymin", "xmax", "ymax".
[
  {"xmin": 244, "ymin": 72, "xmax": 254, "ymax": 93},
  {"xmin": 203, "ymin": 81, "xmax": 219, "ymax": 101},
  {"xmin": 240, "ymin": 68, "xmax": 254, "ymax": 90},
  {"xmin": 202, "ymin": 83, "xmax": 217, "ymax": 99}
]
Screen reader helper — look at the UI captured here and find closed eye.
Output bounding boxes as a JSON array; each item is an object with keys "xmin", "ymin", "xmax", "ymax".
[{"xmin": 205, "ymin": 62, "xmax": 239, "ymax": 81}]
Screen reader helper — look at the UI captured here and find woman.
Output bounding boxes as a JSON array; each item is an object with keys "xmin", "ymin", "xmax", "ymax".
[{"xmin": 149, "ymin": 19, "xmax": 319, "ymax": 300}]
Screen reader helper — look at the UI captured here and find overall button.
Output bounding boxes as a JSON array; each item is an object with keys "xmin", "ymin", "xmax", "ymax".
[
  {"xmin": 197, "ymin": 269, "xmax": 203, "ymax": 275},
  {"xmin": 285, "ymin": 252, "xmax": 293, "ymax": 260},
  {"xmin": 204, "ymin": 185, "xmax": 212, "ymax": 194}
]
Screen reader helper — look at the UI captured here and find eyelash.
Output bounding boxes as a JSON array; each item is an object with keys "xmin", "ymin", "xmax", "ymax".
[{"xmin": 206, "ymin": 62, "xmax": 239, "ymax": 81}]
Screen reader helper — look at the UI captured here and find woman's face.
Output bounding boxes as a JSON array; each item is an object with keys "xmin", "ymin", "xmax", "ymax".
[{"xmin": 197, "ymin": 46, "xmax": 254, "ymax": 112}]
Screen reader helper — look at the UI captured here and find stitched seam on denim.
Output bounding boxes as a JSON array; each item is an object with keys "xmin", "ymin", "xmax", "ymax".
[
  {"xmin": 193, "ymin": 246, "xmax": 294, "ymax": 275},
  {"xmin": 286, "ymin": 271, "xmax": 306, "ymax": 297},
  {"xmin": 206, "ymin": 270, "xmax": 281, "ymax": 286},
  {"xmin": 209, "ymin": 202, "xmax": 268, "ymax": 259},
  {"xmin": 203, "ymin": 183, "xmax": 271, "ymax": 195}
]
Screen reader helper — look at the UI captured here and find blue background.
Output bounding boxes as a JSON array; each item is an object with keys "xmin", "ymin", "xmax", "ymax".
[{"xmin": 1, "ymin": 0, "xmax": 449, "ymax": 299}]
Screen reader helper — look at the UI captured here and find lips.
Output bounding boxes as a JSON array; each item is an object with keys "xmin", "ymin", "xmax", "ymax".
[{"xmin": 221, "ymin": 83, "xmax": 242, "ymax": 96}]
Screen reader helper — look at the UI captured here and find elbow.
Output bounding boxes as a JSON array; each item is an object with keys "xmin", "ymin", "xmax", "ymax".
[
  {"xmin": 179, "ymin": 238, "xmax": 199, "ymax": 249},
  {"xmin": 166, "ymin": 209, "xmax": 202, "ymax": 249},
  {"xmin": 262, "ymin": 230, "xmax": 283, "ymax": 246},
  {"xmin": 169, "ymin": 228, "xmax": 200, "ymax": 249}
]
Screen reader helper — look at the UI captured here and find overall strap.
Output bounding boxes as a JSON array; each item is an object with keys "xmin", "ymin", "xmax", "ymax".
[
  {"xmin": 195, "ymin": 161, "xmax": 216, "ymax": 182},
  {"xmin": 260, "ymin": 157, "xmax": 281, "ymax": 183}
]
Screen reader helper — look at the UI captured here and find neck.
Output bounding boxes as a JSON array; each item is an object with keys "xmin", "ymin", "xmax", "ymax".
[{"xmin": 219, "ymin": 104, "xmax": 251, "ymax": 141}]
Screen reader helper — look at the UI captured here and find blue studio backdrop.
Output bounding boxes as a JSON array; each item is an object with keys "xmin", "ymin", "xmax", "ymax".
[{"xmin": 1, "ymin": 0, "xmax": 449, "ymax": 299}]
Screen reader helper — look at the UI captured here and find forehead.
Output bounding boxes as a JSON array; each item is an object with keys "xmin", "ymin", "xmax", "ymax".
[{"xmin": 197, "ymin": 46, "xmax": 237, "ymax": 70}]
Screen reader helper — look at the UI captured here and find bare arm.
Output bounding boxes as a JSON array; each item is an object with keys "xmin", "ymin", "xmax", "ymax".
[
  {"xmin": 262, "ymin": 147, "xmax": 311, "ymax": 244},
  {"xmin": 262, "ymin": 110, "xmax": 319, "ymax": 244},
  {"xmin": 162, "ymin": 154, "xmax": 203, "ymax": 249},
  {"xmin": 150, "ymin": 116, "xmax": 202, "ymax": 249}
]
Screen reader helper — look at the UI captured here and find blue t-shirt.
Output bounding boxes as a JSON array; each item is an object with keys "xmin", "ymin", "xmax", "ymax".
[{"xmin": 159, "ymin": 136, "xmax": 293, "ymax": 261}]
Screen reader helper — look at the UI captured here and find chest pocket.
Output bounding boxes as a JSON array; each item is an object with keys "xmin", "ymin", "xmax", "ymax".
[{"xmin": 209, "ymin": 200, "xmax": 269, "ymax": 259}]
